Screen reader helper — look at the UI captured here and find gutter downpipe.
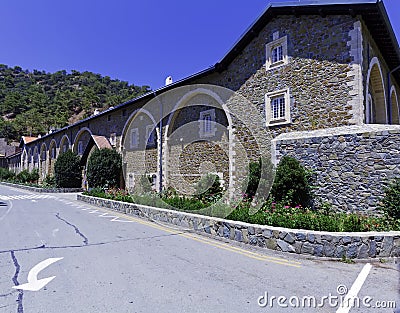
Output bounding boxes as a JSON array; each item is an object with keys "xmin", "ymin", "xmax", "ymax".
[{"xmin": 387, "ymin": 64, "xmax": 400, "ymax": 124}]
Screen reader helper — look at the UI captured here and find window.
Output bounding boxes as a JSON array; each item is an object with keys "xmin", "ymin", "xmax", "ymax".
[
  {"xmin": 265, "ymin": 89, "xmax": 291, "ymax": 126},
  {"xmin": 107, "ymin": 115, "xmax": 111, "ymax": 122},
  {"xmin": 146, "ymin": 125, "xmax": 156, "ymax": 146},
  {"xmin": 271, "ymin": 96, "xmax": 285, "ymax": 120},
  {"xmin": 199, "ymin": 109, "xmax": 216, "ymax": 138},
  {"xmin": 128, "ymin": 173, "xmax": 134, "ymax": 189},
  {"xmin": 110, "ymin": 133, "xmax": 116, "ymax": 146},
  {"xmin": 130, "ymin": 128, "xmax": 139, "ymax": 148},
  {"xmin": 266, "ymin": 35, "xmax": 288, "ymax": 70},
  {"xmin": 77, "ymin": 141, "xmax": 83, "ymax": 155},
  {"xmin": 272, "ymin": 45, "xmax": 283, "ymax": 63}
]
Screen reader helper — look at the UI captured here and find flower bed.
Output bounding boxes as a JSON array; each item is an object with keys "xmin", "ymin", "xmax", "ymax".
[{"xmin": 83, "ymin": 188, "xmax": 399, "ymax": 232}]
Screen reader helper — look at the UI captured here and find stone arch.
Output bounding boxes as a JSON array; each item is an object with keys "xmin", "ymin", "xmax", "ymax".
[
  {"xmin": 39, "ymin": 143, "xmax": 47, "ymax": 179},
  {"xmin": 165, "ymin": 88, "xmax": 233, "ymax": 195},
  {"xmin": 27, "ymin": 149, "xmax": 33, "ymax": 171},
  {"xmin": 120, "ymin": 108, "xmax": 156, "ymax": 151},
  {"xmin": 390, "ymin": 86, "xmax": 399, "ymax": 124},
  {"xmin": 166, "ymin": 88, "xmax": 233, "ymax": 128},
  {"xmin": 48, "ymin": 139, "xmax": 57, "ymax": 176},
  {"xmin": 21, "ymin": 149, "xmax": 28, "ymax": 171},
  {"xmin": 365, "ymin": 57, "xmax": 387, "ymax": 124},
  {"xmin": 33, "ymin": 146, "xmax": 39, "ymax": 171},
  {"xmin": 120, "ymin": 108, "xmax": 159, "ymax": 191},
  {"xmin": 59, "ymin": 135, "xmax": 71, "ymax": 154},
  {"xmin": 73, "ymin": 127, "xmax": 93, "ymax": 155}
]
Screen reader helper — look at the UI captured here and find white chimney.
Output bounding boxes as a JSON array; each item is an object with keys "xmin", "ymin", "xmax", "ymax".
[{"xmin": 165, "ymin": 76, "xmax": 173, "ymax": 86}]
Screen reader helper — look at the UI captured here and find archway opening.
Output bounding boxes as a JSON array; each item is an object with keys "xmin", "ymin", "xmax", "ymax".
[
  {"xmin": 367, "ymin": 61, "xmax": 386, "ymax": 124},
  {"xmin": 391, "ymin": 87, "xmax": 399, "ymax": 124}
]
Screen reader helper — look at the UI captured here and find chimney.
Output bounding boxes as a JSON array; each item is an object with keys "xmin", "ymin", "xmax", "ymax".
[{"xmin": 165, "ymin": 76, "xmax": 173, "ymax": 86}]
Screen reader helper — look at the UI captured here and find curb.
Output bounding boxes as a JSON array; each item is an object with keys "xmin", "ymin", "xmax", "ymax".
[
  {"xmin": 77, "ymin": 194, "xmax": 400, "ymax": 259},
  {"xmin": 1, "ymin": 182, "xmax": 83, "ymax": 193}
]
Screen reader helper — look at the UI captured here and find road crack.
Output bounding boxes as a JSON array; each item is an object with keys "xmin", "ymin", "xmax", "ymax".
[
  {"xmin": 55, "ymin": 213, "xmax": 89, "ymax": 245},
  {"xmin": 10, "ymin": 251, "xmax": 23, "ymax": 313}
]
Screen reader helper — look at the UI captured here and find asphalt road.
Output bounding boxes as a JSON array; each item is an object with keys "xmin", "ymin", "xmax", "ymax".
[{"xmin": 0, "ymin": 184, "xmax": 398, "ymax": 313}]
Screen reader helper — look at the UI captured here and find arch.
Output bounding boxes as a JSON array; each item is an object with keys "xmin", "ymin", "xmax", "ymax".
[
  {"xmin": 59, "ymin": 135, "xmax": 71, "ymax": 153},
  {"xmin": 72, "ymin": 127, "xmax": 93, "ymax": 154},
  {"xmin": 33, "ymin": 146, "xmax": 39, "ymax": 170},
  {"xmin": 48, "ymin": 139, "xmax": 57, "ymax": 176},
  {"xmin": 166, "ymin": 88, "xmax": 233, "ymax": 129},
  {"xmin": 120, "ymin": 108, "xmax": 156, "ymax": 152},
  {"xmin": 365, "ymin": 57, "xmax": 387, "ymax": 124},
  {"xmin": 390, "ymin": 85, "xmax": 399, "ymax": 124},
  {"xmin": 21, "ymin": 149, "xmax": 28, "ymax": 171},
  {"xmin": 165, "ymin": 87, "xmax": 234, "ymax": 196},
  {"xmin": 49, "ymin": 139, "xmax": 57, "ymax": 158},
  {"xmin": 39, "ymin": 143, "xmax": 47, "ymax": 179}
]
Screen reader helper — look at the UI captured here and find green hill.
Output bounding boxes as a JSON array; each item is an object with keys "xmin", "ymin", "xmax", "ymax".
[{"xmin": 0, "ymin": 64, "xmax": 151, "ymax": 141}]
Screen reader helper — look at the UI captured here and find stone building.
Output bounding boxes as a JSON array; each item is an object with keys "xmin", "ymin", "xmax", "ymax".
[{"xmin": 10, "ymin": 0, "xmax": 400, "ymax": 212}]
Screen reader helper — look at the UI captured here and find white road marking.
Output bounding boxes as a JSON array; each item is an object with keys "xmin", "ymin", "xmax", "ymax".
[
  {"xmin": 0, "ymin": 194, "xmax": 51, "ymax": 201},
  {"xmin": 12, "ymin": 257, "xmax": 63, "ymax": 291},
  {"xmin": 0, "ymin": 201, "xmax": 13, "ymax": 222},
  {"xmin": 110, "ymin": 217, "xmax": 134, "ymax": 223},
  {"xmin": 336, "ymin": 263, "xmax": 372, "ymax": 313},
  {"xmin": 52, "ymin": 228, "xmax": 59, "ymax": 237},
  {"xmin": 81, "ymin": 208, "xmax": 89, "ymax": 211},
  {"xmin": 88, "ymin": 210, "xmax": 99, "ymax": 214}
]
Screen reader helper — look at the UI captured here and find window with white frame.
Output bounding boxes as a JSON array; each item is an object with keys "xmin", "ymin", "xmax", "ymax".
[
  {"xmin": 146, "ymin": 125, "xmax": 156, "ymax": 146},
  {"xmin": 128, "ymin": 173, "xmax": 135, "ymax": 189},
  {"xmin": 199, "ymin": 109, "xmax": 216, "ymax": 137},
  {"xmin": 266, "ymin": 35, "xmax": 288, "ymax": 70},
  {"xmin": 265, "ymin": 89, "xmax": 291, "ymax": 126},
  {"xmin": 77, "ymin": 141, "xmax": 83, "ymax": 155},
  {"xmin": 110, "ymin": 133, "xmax": 116, "ymax": 146},
  {"xmin": 130, "ymin": 128, "xmax": 139, "ymax": 148}
]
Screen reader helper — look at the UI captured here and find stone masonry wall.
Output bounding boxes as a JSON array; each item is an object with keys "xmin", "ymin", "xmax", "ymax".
[
  {"xmin": 273, "ymin": 125, "xmax": 400, "ymax": 213},
  {"xmin": 78, "ymin": 194, "xmax": 400, "ymax": 259},
  {"xmin": 196, "ymin": 14, "xmax": 359, "ymax": 135}
]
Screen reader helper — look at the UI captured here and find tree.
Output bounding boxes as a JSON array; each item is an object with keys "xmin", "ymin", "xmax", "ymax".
[
  {"xmin": 86, "ymin": 148, "xmax": 122, "ymax": 188},
  {"xmin": 54, "ymin": 150, "xmax": 82, "ymax": 188}
]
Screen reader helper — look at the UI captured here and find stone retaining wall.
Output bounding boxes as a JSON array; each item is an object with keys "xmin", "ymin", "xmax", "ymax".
[
  {"xmin": 78, "ymin": 194, "xmax": 400, "ymax": 259},
  {"xmin": 273, "ymin": 125, "xmax": 400, "ymax": 213},
  {"xmin": 1, "ymin": 182, "xmax": 82, "ymax": 193}
]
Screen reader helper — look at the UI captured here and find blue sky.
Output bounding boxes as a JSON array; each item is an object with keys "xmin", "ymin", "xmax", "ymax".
[{"xmin": 0, "ymin": 0, "xmax": 398, "ymax": 90}]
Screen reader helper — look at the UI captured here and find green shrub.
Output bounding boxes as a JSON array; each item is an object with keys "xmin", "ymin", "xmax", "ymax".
[
  {"xmin": 270, "ymin": 156, "xmax": 313, "ymax": 207},
  {"xmin": 86, "ymin": 148, "xmax": 122, "ymax": 188},
  {"xmin": 29, "ymin": 168, "xmax": 39, "ymax": 184},
  {"xmin": 54, "ymin": 150, "xmax": 82, "ymax": 188},
  {"xmin": 244, "ymin": 158, "xmax": 275, "ymax": 201},
  {"xmin": 194, "ymin": 174, "xmax": 223, "ymax": 204},
  {"xmin": 0, "ymin": 167, "xmax": 15, "ymax": 181},
  {"xmin": 42, "ymin": 174, "xmax": 56, "ymax": 187},
  {"xmin": 15, "ymin": 169, "xmax": 31, "ymax": 183},
  {"xmin": 163, "ymin": 195, "xmax": 206, "ymax": 211},
  {"xmin": 381, "ymin": 178, "xmax": 400, "ymax": 219}
]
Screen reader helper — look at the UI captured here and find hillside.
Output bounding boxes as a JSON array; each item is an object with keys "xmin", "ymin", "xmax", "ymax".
[{"xmin": 0, "ymin": 64, "xmax": 151, "ymax": 141}]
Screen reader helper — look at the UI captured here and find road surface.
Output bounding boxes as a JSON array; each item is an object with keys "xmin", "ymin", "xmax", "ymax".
[{"xmin": 0, "ymin": 184, "xmax": 398, "ymax": 312}]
